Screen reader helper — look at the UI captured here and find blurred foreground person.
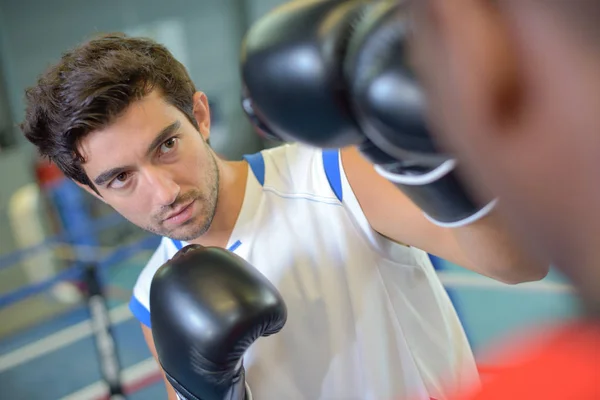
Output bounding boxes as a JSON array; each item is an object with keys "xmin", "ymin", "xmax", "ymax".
[{"xmin": 408, "ymin": 0, "xmax": 600, "ymax": 398}]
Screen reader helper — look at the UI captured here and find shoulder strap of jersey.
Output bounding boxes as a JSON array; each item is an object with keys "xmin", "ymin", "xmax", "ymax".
[{"xmin": 242, "ymin": 148, "xmax": 342, "ymax": 201}]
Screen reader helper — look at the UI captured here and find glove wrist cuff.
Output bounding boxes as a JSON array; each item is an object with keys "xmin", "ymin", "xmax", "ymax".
[
  {"xmin": 374, "ymin": 159, "xmax": 456, "ymax": 186},
  {"xmin": 374, "ymin": 160, "xmax": 498, "ymax": 228},
  {"xmin": 423, "ymin": 198, "xmax": 498, "ymax": 228},
  {"xmin": 245, "ymin": 382, "xmax": 253, "ymax": 400}
]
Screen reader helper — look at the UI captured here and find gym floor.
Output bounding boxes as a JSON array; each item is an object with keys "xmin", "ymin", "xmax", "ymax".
[{"xmin": 0, "ymin": 249, "xmax": 579, "ymax": 400}]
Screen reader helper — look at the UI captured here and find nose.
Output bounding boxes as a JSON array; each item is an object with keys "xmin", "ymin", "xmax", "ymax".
[{"xmin": 145, "ymin": 166, "xmax": 180, "ymax": 206}]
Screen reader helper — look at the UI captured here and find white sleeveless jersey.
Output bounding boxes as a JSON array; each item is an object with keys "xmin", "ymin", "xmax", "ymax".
[{"xmin": 130, "ymin": 143, "xmax": 479, "ymax": 400}]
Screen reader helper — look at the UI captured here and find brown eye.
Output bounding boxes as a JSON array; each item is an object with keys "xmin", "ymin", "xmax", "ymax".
[
  {"xmin": 109, "ymin": 172, "xmax": 131, "ymax": 189},
  {"xmin": 160, "ymin": 137, "xmax": 178, "ymax": 154}
]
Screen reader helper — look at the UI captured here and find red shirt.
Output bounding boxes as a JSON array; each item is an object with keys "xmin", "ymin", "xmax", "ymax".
[{"xmin": 456, "ymin": 321, "xmax": 600, "ymax": 399}]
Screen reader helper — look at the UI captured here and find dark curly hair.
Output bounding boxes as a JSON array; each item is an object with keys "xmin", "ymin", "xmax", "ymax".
[{"xmin": 20, "ymin": 33, "xmax": 198, "ymax": 194}]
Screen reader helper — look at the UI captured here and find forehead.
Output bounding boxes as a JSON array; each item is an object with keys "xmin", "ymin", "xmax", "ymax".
[{"xmin": 79, "ymin": 91, "xmax": 180, "ymax": 166}]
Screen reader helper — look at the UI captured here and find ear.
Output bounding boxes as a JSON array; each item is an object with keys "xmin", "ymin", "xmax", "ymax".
[
  {"xmin": 193, "ymin": 91, "xmax": 211, "ymax": 141},
  {"xmin": 412, "ymin": 0, "xmax": 523, "ymax": 143},
  {"xmin": 74, "ymin": 180, "xmax": 106, "ymax": 204}
]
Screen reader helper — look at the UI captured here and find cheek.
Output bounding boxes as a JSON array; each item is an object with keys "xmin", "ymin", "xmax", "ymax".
[
  {"xmin": 456, "ymin": 135, "xmax": 524, "ymax": 199},
  {"xmin": 418, "ymin": 59, "xmax": 481, "ymax": 162},
  {"xmin": 462, "ymin": 132, "xmax": 559, "ymax": 248},
  {"xmin": 177, "ymin": 142, "xmax": 212, "ymax": 183},
  {"xmin": 109, "ymin": 197, "xmax": 154, "ymax": 224}
]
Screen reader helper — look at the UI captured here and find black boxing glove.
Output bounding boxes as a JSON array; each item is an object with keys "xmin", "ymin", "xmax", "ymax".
[
  {"xmin": 240, "ymin": 0, "xmax": 370, "ymax": 148},
  {"xmin": 345, "ymin": 1, "xmax": 497, "ymax": 227},
  {"xmin": 150, "ymin": 245, "xmax": 287, "ymax": 400},
  {"xmin": 241, "ymin": 84, "xmax": 281, "ymax": 142},
  {"xmin": 241, "ymin": 0, "xmax": 496, "ymax": 227}
]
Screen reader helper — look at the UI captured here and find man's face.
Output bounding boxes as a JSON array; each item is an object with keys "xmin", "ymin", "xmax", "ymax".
[{"xmin": 78, "ymin": 90, "xmax": 219, "ymax": 241}]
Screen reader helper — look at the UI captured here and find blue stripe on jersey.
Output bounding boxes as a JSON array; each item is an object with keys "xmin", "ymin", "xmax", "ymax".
[
  {"xmin": 170, "ymin": 239, "xmax": 242, "ymax": 252},
  {"xmin": 129, "ymin": 295, "xmax": 152, "ymax": 328},
  {"xmin": 229, "ymin": 240, "xmax": 242, "ymax": 252},
  {"xmin": 243, "ymin": 152, "xmax": 266, "ymax": 186},
  {"xmin": 322, "ymin": 149, "xmax": 343, "ymax": 202}
]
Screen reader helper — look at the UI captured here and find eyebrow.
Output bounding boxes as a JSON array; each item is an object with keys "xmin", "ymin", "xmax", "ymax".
[{"xmin": 93, "ymin": 120, "xmax": 181, "ymax": 186}]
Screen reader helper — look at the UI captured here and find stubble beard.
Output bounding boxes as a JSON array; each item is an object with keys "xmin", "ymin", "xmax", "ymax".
[{"xmin": 145, "ymin": 150, "xmax": 220, "ymax": 241}]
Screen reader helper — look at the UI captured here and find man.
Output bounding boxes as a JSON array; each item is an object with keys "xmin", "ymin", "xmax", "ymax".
[
  {"xmin": 405, "ymin": 0, "xmax": 600, "ymax": 398},
  {"xmin": 21, "ymin": 32, "xmax": 545, "ymax": 399}
]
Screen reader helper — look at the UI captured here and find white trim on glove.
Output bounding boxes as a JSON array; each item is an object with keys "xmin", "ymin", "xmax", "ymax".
[
  {"xmin": 374, "ymin": 159, "xmax": 456, "ymax": 185},
  {"xmin": 424, "ymin": 198, "xmax": 498, "ymax": 228},
  {"xmin": 245, "ymin": 382, "xmax": 253, "ymax": 400},
  {"xmin": 374, "ymin": 159, "xmax": 498, "ymax": 228}
]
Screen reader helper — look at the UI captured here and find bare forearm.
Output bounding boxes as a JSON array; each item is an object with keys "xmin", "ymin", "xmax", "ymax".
[{"xmin": 449, "ymin": 213, "xmax": 550, "ymax": 284}]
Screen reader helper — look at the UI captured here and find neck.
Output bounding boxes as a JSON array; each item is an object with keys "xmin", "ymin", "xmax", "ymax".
[{"xmin": 189, "ymin": 157, "xmax": 249, "ymax": 248}]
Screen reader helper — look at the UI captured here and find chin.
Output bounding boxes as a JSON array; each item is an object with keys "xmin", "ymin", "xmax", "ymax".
[{"xmin": 169, "ymin": 218, "xmax": 212, "ymax": 242}]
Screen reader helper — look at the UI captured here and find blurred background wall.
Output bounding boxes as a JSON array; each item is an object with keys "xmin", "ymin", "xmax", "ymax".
[{"xmin": 0, "ymin": 1, "xmax": 581, "ymax": 399}]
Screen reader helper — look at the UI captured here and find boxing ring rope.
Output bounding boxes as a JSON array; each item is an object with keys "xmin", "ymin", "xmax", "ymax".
[
  {"xmin": 0, "ymin": 210, "xmax": 161, "ymax": 399},
  {"xmin": 0, "ymin": 215, "xmax": 158, "ymax": 309},
  {"xmin": 0, "ymin": 212, "xmax": 124, "ymax": 272},
  {"xmin": 0, "ymin": 210, "xmax": 575, "ymax": 399}
]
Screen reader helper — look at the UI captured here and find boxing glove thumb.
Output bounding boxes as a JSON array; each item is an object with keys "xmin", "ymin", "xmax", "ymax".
[{"xmin": 150, "ymin": 244, "xmax": 287, "ymax": 400}]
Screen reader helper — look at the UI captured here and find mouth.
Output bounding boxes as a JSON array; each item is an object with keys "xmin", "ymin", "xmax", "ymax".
[{"xmin": 163, "ymin": 200, "xmax": 196, "ymax": 224}]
